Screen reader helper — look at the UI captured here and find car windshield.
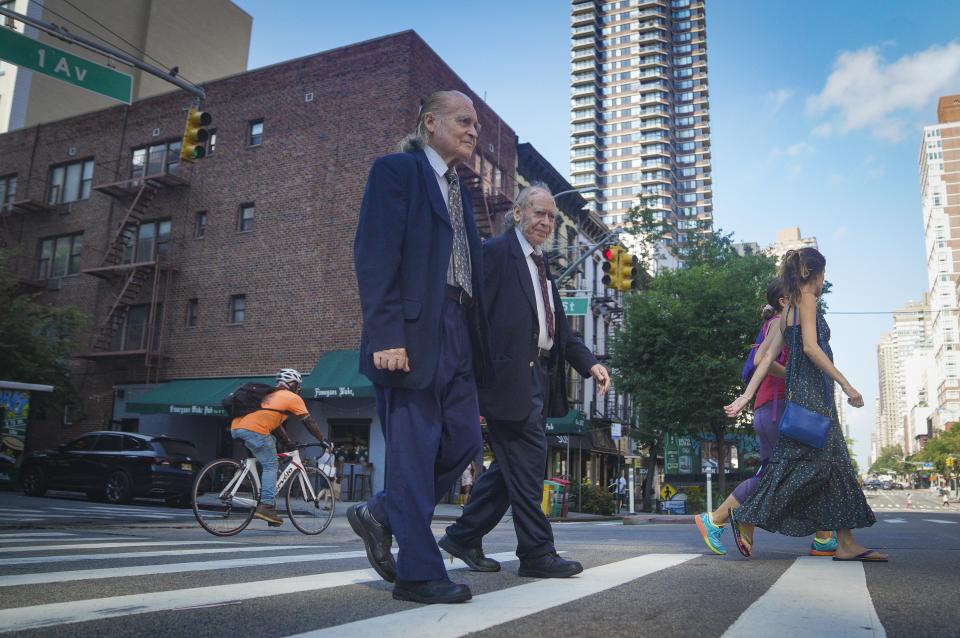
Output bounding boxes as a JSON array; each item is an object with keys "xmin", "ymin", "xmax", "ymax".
[{"xmin": 152, "ymin": 439, "xmax": 196, "ymax": 456}]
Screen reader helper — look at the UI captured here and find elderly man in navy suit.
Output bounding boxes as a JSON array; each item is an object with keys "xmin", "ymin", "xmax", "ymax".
[
  {"xmin": 439, "ymin": 184, "xmax": 611, "ymax": 578},
  {"xmin": 350, "ymin": 90, "xmax": 492, "ymax": 605}
]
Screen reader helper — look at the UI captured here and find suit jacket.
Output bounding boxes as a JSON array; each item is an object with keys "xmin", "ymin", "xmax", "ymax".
[
  {"xmin": 478, "ymin": 229, "xmax": 598, "ymax": 422},
  {"xmin": 354, "ymin": 149, "xmax": 492, "ymax": 390}
]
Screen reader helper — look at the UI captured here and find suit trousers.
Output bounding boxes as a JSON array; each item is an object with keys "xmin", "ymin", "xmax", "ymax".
[
  {"xmin": 367, "ymin": 297, "xmax": 482, "ymax": 582},
  {"xmin": 445, "ymin": 358, "xmax": 554, "ymax": 560}
]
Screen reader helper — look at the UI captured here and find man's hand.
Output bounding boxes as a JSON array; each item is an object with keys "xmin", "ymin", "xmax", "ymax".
[
  {"xmin": 373, "ymin": 347, "xmax": 410, "ymax": 372},
  {"xmin": 590, "ymin": 364, "xmax": 611, "ymax": 394}
]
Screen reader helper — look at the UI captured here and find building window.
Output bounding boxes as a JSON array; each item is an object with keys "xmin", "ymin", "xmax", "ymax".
[
  {"xmin": 123, "ymin": 219, "xmax": 171, "ymax": 263},
  {"xmin": 186, "ymin": 298, "xmax": 198, "ymax": 327},
  {"xmin": 194, "ymin": 211, "xmax": 207, "ymax": 239},
  {"xmin": 206, "ymin": 130, "xmax": 217, "ymax": 155},
  {"xmin": 48, "ymin": 159, "xmax": 94, "ymax": 205},
  {"xmin": 37, "ymin": 233, "xmax": 83, "ymax": 279},
  {"xmin": 0, "ymin": 174, "xmax": 15, "ymax": 211},
  {"xmin": 238, "ymin": 203, "xmax": 254, "ymax": 232},
  {"xmin": 248, "ymin": 120, "xmax": 263, "ymax": 147},
  {"xmin": 130, "ymin": 141, "xmax": 180, "ymax": 178},
  {"xmin": 229, "ymin": 294, "xmax": 246, "ymax": 324},
  {"xmin": 110, "ymin": 304, "xmax": 161, "ymax": 352}
]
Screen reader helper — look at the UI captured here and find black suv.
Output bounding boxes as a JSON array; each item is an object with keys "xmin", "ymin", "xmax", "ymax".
[{"xmin": 20, "ymin": 431, "xmax": 202, "ymax": 505}]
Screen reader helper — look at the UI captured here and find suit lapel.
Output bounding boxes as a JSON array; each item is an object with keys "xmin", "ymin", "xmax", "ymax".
[
  {"xmin": 508, "ymin": 230, "xmax": 537, "ymax": 315},
  {"xmin": 415, "ymin": 150, "xmax": 451, "ymax": 227}
]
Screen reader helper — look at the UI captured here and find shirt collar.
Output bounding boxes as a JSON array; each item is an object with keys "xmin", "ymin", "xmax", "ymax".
[
  {"xmin": 514, "ymin": 227, "xmax": 541, "ymax": 258},
  {"xmin": 423, "ymin": 144, "xmax": 449, "ymax": 179}
]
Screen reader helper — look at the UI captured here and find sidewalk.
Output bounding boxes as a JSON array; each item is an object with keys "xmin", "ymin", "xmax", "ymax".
[{"xmin": 336, "ymin": 501, "xmax": 623, "ymax": 523}]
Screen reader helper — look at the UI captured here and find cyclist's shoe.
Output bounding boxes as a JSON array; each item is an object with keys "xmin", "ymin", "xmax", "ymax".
[
  {"xmin": 438, "ymin": 533, "xmax": 501, "ymax": 572},
  {"xmin": 347, "ymin": 503, "xmax": 396, "ymax": 582},
  {"xmin": 392, "ymin": 578, "xmax": 471, "ymax": 604},
  {"xmin": 253, "ymin": 504, "xmax": 283, "ymax": 526}
]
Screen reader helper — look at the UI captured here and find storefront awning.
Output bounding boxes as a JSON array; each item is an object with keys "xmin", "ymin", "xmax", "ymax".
[
  {"xmin": 545, "ymin": 409, "xmax": 587, "ymax": 435},
  {"xmin": 301, "ymin": 350, "xmax": 374, "ymax": 399},
  {"xmin": 126, "ymin": 376, "xmax": 273, "ymax": 417}
]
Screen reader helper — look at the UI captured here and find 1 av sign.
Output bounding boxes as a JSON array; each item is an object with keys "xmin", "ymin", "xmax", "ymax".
[{"xmin": 0, "ymin": 27, "xmax": 132, "ymax": 104}]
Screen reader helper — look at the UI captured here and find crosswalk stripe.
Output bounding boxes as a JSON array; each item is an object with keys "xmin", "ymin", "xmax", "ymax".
[
  {"xmin": 289, "ymin": 553, "xmax": 699, "ymax": 638},
  {"xmin": 0, "ymin": 551, "xmax": 519, "ymax": 633},
  {"xmin": 0, "ymin": 549, "xmax": 389, "ymax": 586},
  {"xmin": 0, "ymin": 544, "xmax": 323, "ymax": 567},
  {"xmin": 883, "ymin": 518, "xmax": 907, "ymax": 523},
  {"xmin": 721, "ymin": 557, "xmax": 886, "ymax": 638},
  {"xmin": 0, "ymin": 540, "xmax": 233, "ymax": 554},
  {"xmin": 0, "ymin": 537, "xmax": 141, "ymax": 546},
  {"xmin": 0, "ymin": 508, "xmax": 43, "ymax": 513},
  {"xmin": 923, "ymin": 519, "xmax": 957, "ymax": 524}
]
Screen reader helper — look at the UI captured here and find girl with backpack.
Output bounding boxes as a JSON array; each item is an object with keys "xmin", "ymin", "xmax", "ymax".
[{"xmin": 695, "ymin": 278, "xmax": 835, "ymax": 556}]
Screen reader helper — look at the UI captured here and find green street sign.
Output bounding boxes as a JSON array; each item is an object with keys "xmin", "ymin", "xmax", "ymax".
[
  {"xmin": 560, "ymin": 297, "xmax": 589, "ymax": 316},
  {"xmin": 0, "ymin": 27, "xmax": 132, "ymax": 104}
]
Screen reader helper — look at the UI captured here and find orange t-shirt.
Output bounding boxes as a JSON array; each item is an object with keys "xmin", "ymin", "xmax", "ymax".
[{"xmin": 230, "ymin": 389, "xmax": 309, "ymax": 435}]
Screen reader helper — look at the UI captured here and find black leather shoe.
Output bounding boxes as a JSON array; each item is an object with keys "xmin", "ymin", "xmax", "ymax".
[
  {"xmin": 392, "ymin": 578, "xmax": 472, "ymax": 604},
  {"xmin": 438, "ymin": 533, "xmax": 501, "ymax": 572},
  {"xmin": 347, "ymin": 503, "xmax": 396, "ymax": 582},
  {"xmin": 518, "ymin": 552, "xmax": 583, "ymax": 578}
]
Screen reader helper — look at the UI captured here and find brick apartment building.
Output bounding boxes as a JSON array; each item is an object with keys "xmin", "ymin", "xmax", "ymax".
[{"xmin": 0, "ymin": 31, "xmax": 519, "ymax": 493}]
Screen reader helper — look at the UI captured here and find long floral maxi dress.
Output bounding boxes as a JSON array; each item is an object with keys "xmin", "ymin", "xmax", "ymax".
[{"xmin": 735, "ymin": 311, "xmax": 875, "ymax": 536}]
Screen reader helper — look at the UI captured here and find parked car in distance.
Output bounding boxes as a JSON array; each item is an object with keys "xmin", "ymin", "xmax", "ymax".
[
  {"xmin": 20, "ymin": 431, "xmax": 202, "ymax": 505},
  {"xmin": 881, "ymin": 481, "xmax": 893, "ymax": 490},
  {"xmin": 863, "ymin": 480, "xmax": 882, "ymax": 491}
]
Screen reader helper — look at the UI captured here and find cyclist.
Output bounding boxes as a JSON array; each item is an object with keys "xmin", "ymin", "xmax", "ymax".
[{"xmin": 230, "ymin": 368, "xmax": 331, "ymax": 526}]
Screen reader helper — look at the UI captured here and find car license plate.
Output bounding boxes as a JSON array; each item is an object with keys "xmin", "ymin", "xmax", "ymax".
[{"xmin": 181, "ymin": 463, "xmax": 192, "ymax": 471}]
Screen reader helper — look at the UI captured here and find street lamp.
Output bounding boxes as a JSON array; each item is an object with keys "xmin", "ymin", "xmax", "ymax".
[{"xmin": 553, "ymin": 186, "xmax": 599, "ymax": 199}]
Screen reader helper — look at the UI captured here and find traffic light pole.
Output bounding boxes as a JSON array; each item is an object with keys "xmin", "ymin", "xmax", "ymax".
[
  {"xmin": 555, "ymin": 227, "xmax": 623, "ymax": 287},
  {"xmin": 0, "ymin": 6, "xmax": 206, "ymax": 99}
]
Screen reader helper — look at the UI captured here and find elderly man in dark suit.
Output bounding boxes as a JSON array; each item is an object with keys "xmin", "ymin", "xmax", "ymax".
[
  {"xmin": 351, "ymin": 90, "xmax": 492, "ymax": 604},
  {"xmin": 439, "ymin": 184, "xmax": 610, "ymax": 578}
]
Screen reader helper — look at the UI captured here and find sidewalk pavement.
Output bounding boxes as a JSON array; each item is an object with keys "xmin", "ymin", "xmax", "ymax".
[{"xmin": 335, "ymin": 500, "xmax": 684, "ymax": 524}]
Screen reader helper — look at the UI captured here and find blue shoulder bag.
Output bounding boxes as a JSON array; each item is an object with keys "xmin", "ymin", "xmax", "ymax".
[{"xmin": 778, "ymin": 307, "xmax": 832, "ymax": 449}]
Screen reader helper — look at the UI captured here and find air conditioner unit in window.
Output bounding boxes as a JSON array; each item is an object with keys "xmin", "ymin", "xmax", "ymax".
[{"xmin": 46, "ymin": 278, "xmax": 62, "ymax": 290}]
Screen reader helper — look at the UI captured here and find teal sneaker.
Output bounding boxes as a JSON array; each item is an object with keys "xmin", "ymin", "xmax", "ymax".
[
  {"xmin": 810, "ymin": 532, "xmax": 838, "ymax": 556},
  {"xmin": 695, "ymin": 512, "xmax": 727, "ymax": 555}
]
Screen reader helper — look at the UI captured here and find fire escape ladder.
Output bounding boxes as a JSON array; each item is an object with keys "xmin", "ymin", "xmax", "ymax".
[
  {"xmin": 93, "ymin": 266, "xmax": 152, "ymax": 351},
  {"xmin": 143, "ymin": 263, "xmax": 172, "ymax": 383},
  {"xmin": 101, "ymin": 181, "xmax": 157, "ymax": 268}
]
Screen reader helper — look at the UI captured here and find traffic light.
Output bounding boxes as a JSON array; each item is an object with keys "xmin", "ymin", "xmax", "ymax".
[
  {"xmin": 602, "ymin": 245, "xmax": 623, "ymax": 289},
  {"xmin": 180, "ymin": 107, "xmax": 212, "ymax": 162},
  {"xmin": 616, "ymin": 253, "xmax": 639, "ymax": 292}
]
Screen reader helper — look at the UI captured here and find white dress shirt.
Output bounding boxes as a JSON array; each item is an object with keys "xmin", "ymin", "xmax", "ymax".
[{"xmin": 515, "ymin": 227, "xmax": 555, "ymax": 351}]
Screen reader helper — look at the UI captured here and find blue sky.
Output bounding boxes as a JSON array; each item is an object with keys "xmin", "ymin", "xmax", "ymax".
[{"xmin": 234, "ymin": 0, "xmax": 960, "ymax": 469}]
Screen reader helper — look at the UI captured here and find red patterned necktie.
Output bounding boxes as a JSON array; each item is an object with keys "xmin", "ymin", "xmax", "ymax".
[{"xmin": 530, "ymin": 252, "xmax": 555, "ymax": 340}]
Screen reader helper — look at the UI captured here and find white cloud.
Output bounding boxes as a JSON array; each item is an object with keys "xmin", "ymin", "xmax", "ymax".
[
  {"xmin": 807, "ymin": 41, "xmax": 960, "ymax": 141},
  {"xmin": 768, "ymin": 88, "xmax": 794, "ymax": 113},
  {"xmin": 771, "ymin": 142, "xmax": 814, "ymax": 158},
  {"xmin": 811, "ymin": 122, "xmax": 833, "ymax": 137}
]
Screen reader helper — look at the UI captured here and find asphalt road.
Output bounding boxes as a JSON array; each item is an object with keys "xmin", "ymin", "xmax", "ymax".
[{"xmin": 0, "ymin": 489, "xmax": 957, "ymax": 637}]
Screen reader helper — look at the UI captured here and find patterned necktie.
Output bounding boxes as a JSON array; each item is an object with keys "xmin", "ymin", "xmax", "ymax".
[
  {"xmin": 530, "ymin": 252, "xmax": 555, "ymax": 341},
  {"xmin": 445, "ymin": 169, "xmax": 472, "ymax": 297}
]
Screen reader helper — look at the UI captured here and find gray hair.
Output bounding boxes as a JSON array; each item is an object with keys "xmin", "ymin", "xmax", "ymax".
[
  {"xmin": 400, "ymin": 90, "xmax": 473, "ymax": 152},
  {"xmin": 503, "ymin": 182, "xmax": 553, "ymax": 232}
]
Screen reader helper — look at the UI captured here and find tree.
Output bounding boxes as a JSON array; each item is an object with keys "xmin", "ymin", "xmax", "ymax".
[
  {"xmin": 869, "ymin": 444, "xmax": 904, "ymax": 476},
  {"xmin": 845, "ymin": 437, "xmax": 861, "ymax": 477},
  {"xmin": 912, "ymin": 429, "xmax": 960, "ymax": 474},
  {"xmin": 0, "ymin": 249, "xmax": 85, "ymax": 395},
  {"xmin": 611, "ymin": 208, "xmax": 778, "ymax": 508}
]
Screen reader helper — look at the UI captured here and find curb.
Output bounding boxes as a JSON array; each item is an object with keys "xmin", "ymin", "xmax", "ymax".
[{"xmin": 623, "ymin": 515, "xmax": 695, "ymax": 525}]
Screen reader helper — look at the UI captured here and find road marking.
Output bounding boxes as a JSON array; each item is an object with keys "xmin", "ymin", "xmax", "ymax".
[
  {"xmin": 0, "ymin": 551, "xmax": 520, "ymax": 633},
  {"xmin": 0, "ymin": 544, "xmax": 324, "ymax": 566},
  {"xmin": 288, "ymin": 554, "xmax": 699, "ymax": 638},
  {"xmin": 922, "ymin": 519, "xmax": 958, "ymax": 524},
  {"xmin": 0, "ymin": 540, "xmax": 234, "ymax": 554},
  {"xmin": 0, "ymin": 549, "xmax": 392, "ymax": 586},
  {"xmin": 0, "ymin": 536, "xmax": 141, "ymax": 546},
  {"xmin": 49, "ymin": 506, "xmax": 187, "ymax": 515},
  {"xmin": 883, "ymin": 518, "xmax": 907, "ymax": 523},
  {"xmin": 722, "ymin": 557, "xmax": 885, "ymax": 638},
  {"xmin": 0, "ymin": 532, "xmax": 76, "ymax": 538}
]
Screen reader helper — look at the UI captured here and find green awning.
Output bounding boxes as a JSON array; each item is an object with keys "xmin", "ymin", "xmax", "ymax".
[
  {"xmin": 301, "ymin": 350, "xmax": 374, "ymax": 399},
  {"xmin": 126, "ymin": 375, "xmax": 273, "ymax": 417},
  {"xmin": 545, "ymin": 409, "xmax": 587, "ymax": 435}
]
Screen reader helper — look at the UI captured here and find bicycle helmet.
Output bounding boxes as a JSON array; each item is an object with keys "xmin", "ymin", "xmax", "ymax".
[{"xmin": 276, "ymin": 368, "xmax": 302, "ymax": 387}]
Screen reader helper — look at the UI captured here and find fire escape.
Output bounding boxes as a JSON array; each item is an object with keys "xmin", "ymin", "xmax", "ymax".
[
  {"xmin": 456, "ymin": 152, "xmax": 515, "ymax": 240},
  {"xmin": 79, "ymin": 166, "xmax": 187, "ymax": 383}
]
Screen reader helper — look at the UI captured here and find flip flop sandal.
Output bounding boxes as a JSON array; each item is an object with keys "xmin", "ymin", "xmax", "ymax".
[
  {"xmin": 728, "ymin": 508, "xmax": 753, "ymax": 558},
  {"xmin": 832, "ymin": 550, "xmax": 889, "ymax": 562}
]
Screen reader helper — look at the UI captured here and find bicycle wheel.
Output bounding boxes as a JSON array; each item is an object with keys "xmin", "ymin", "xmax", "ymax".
[
  {"xmin": 286, "ymin": 466, "xmax": 335, "ymax": 535},
  {"xmin": 193, "ymin": 459, "xmax": 258, "ymax": 536}
]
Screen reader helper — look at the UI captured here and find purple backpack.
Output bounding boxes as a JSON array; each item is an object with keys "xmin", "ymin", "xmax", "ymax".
[{"xmin": 740, "ymin": 324, "xmax": 767, "ymax": 384}]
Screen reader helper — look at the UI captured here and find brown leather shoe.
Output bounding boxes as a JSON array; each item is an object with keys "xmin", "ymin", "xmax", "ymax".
[{"xmin": 253, "ymin": 504, "xmax": 283, "ymax": 526}]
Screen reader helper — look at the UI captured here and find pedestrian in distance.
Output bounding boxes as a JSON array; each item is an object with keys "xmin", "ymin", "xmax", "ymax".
[
  {"xmin": 460, "ymin": 461, "xmax": 477, "ymax": 508},
  {"xmin": 724, "ymin": 248, "xmax": 887, "ymax": 562},
  {"xmin": 437, "ymin": 183, "xmax": 611, "ymax": 579},
  {"xmin": 351, "ymin": 90, "xmax": 493, "ymax": 605},
  {"xmin": 696, "ymin": 279, "xmax": 836, "ymax": 557},
  {"xmin": 615, "ymin": 473, "xmax": 627, "ymax": 514}
]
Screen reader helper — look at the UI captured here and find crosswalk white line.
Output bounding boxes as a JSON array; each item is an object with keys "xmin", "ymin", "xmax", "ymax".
[
  {"xmin": 0, "ymin": 540, "xmax": 233, "ymax": 554},
  {"xmin": 0, "ymin": 549, "xmax": 376, "ymax": 586},
  {"xmin": 0, "ymin": 532, "xmax": 77, "ymax": 538},
  {"xmin": 289, "ymin": 553, "xmax": 699, "ymax": 638},
  {"xmin": 923, "ymin": 519, "xmax": 957, "ymax": 524},
  {"xmin": 0, "ymin": 536, "xmax": 141, "ymax": 545},
  {"xmin": 883, "ymin": 518, "xmax": 907, "ymax": 523},
  {"xmin": 0, "ymin": 544, "xmax": 323, "ymax": 566},
  {"xmin": 0, "ymin": 551, "xmax": 520, "ymax": 633},
  {"xmin": 722, "ymin": 557, "xmax": 885, "ymax": 638}
]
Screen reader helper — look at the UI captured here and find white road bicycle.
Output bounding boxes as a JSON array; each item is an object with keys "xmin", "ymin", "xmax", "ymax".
[{"xmin": 192, "ymin": 443, "xmax": 336, "ymax": 536}]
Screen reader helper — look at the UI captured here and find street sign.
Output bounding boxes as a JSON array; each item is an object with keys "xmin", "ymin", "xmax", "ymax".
[
  {"xmin": 560, "ymin": 297, "xmax": 589, "ymax": 316},
  {"xmin": 702, "ymin": 459, "xmax": 718, "ymax": 475},
  {"xmin": 0, "ymin": 27, "xmax": 132, "ymax": 104},
  {"xmin": 660, "ymin": 483, "xmax": 676, "ymax": 500},
  {"xmin": 611, "ymin": 422, "xmax": 622, "ymax": 439}
]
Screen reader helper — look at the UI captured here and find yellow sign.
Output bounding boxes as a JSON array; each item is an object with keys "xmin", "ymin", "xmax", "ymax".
[{"xmin": 660, "ymin": 483, "xmax": 676, "ymax": 501}]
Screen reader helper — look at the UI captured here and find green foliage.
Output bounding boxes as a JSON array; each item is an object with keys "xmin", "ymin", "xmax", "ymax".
[
  {"xmin": 846, "ymin": 437, "xmax": 861, "ymax": 476},
  {"xmin": 579, "ymin": 481, "xmax": 615, "ymax": 516},
  {"xmin": 911, "ymin": 429, "xmax": 960, "ymax": 473},
  {"xmin": 869, "ymin": 444, "xmax": 904, "ymax": 475},
  {"xmin": 0, "ymin": 249, "xmax": 86, "ymax": 394}
]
